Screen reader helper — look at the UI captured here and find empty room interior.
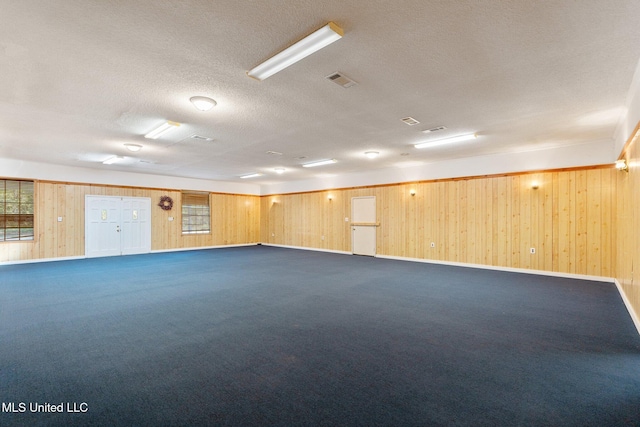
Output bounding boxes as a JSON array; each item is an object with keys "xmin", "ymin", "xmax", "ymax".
[{"xmin": 2, "ymin": 1, "xmax": 640, "ymax": 426}]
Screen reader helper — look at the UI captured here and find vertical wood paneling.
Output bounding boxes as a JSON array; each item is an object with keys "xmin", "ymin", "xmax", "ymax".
[
  {"xmin": 575, "ymin": 171, "xmax": 588, "ymax": 274},
  {"xmin": 2, "ymin": 168, "xmax": 618, "ymax": 284},
  {"xmin": 616, "ymin": 124, "xmax": 640, "ymax": 324},
  {"xmin": 258, "ymin": 168, "xmax": 616, "ymax": 278},
  {"xmin": 510, "ymin": 176, "xmax": 521, "ymax": 268},
  {"xmin": 0, "ymin": 184, "xmax": 260, "ymax": 262},
  {"xmin": 586, "ymin": 170, "xmax": 602, "ymax": 275}
]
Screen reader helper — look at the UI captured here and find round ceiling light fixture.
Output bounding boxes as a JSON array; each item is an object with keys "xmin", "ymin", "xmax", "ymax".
[
  {"xmin": 124, "ymin": 143, "xmax": 142, "ymax": 152},
  {"xmin": 190, "ymin": 96, "xmax": 217, "ymax": 111},
  {"xmin": 365, "ymin": 151, "xmax": 379, "ymax": 159}
]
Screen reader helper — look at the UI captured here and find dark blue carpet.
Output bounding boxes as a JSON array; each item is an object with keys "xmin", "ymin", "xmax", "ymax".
[{"xmin": 1, "ymin": 246, "xmax": 639, "ymax": 426}]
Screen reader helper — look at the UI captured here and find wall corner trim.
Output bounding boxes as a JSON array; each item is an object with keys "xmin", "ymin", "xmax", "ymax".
[{"xmin": 614, "ymin": 279, "xmax": 640, "ymax": 337}]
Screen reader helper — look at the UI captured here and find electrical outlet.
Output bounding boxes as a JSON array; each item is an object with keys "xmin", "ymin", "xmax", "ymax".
[
  {"xmin": 345, "ymin": 217, "xmax": 349, "ymax": 222},
  {"xmin": 57, "ymin": 216, "xmax": 63, "ymax": 222},
  {"xmin": 530, "ymin": 248, "xmax": 536, "ymax": 254},
  {"xmin": 321, "ymin": 235, "xmax": 325, "ymax": 240},
  {"xmin": 430, "ymin": 242, "xmax": 435, "ymax": 248}
]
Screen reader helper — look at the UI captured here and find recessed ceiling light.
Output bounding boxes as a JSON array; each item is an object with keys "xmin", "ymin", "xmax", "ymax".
[
  {"xmin": 274, "ymin": 168, "xmax": 286, "ymax": 174},
  {"xmin": 302, "ymin": 159, "xmax": 337, "ymax": 168},
  {"xmin": 190, "ymin": 96, "xmax": 217, "ymax": 111},
  {"xmin": 144, "ymin": 121, "xmax": 180, "ymax": 139},
  {"xmin": 240, "ymin": 173, "xmax": 262, "ymax": 179},
  {"xmin": 414, "ymin": 133, "xmax": 477, "ymax": 149},
  {"xmin": 124, "ymin": 143, "xmax": 142, "ymax": 152},
  {"xmin": 364, "ymin": 151, "xmax": 379, "ymax": 159}
]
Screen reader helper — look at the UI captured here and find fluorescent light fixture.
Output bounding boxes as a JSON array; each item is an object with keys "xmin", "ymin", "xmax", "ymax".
[
  {"xmin": 414, "ymin": 133, "xmax": 477, "ymax": 149},
  {"xmin": 190, "ymin": 96, "xmax": 217, "ymax": 111},
  {"xmin": 274, "ymin": 168, "xmax": 286, "ymax": 174},
  {"xmin": 247, "ymin": 22, "xmax": 343, "ymax": 81},
  {"xmin": 302, "ymin": 159, "xmax": 337, "ymax": 168},
  {"xmin": 102, "ymin": 156, "xmax": 124, "ymax": 165},
  {"xmin": 240, "ymin": 173, "xmax": 263, "ymax": 179},
  {"xmin": 365, "ymin": 151, "xmax": 379, "ymax": 159},
  {"xmin": 124, "ymin": 143, "xmax": 142, "ymax": 152},
  {"xmin": 144, "ymin": 121, "xmax": 180, "ymax": 139}
]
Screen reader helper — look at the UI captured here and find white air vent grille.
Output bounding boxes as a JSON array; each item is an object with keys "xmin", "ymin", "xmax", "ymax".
[
  {"xmin": 266, "ymin": 151, "xmax": 283, "ymax": 155},
  {"xmin": 326, "ymin": 72, "xmax": 357, "ymax": 88},
  {"xmin": 422, "ymin": 126, "xmax": 447, "ymax": 134},
  {"xmin": 401, "ymin": 117, "xmax": 420, "ymax": 126},
  {"xmin": 190, "ymin": 134, "xmax": 214, "ymax": 142}
]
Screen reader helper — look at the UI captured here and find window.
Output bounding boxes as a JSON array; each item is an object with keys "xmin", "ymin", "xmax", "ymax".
[
  {"xmin": 0, "ymin": 180, "xmax": 34, "ymax": 241},
  {"xmin": 182, "ymin": 192, "xmax": 210, "ymax": 234}
]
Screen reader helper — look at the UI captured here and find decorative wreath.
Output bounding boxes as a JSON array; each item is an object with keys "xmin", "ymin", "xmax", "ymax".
[{"xmin": 158, "ymin": 195, "xmax": 173, "ymax": 211}]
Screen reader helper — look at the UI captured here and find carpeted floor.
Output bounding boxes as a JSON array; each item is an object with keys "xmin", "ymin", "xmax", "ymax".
[{"xmin": 1, "ymin": 245, "xmax": 639, "ymax": 426}]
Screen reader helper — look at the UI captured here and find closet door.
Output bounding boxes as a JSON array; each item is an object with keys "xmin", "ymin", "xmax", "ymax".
[{"xmin": 351, "ymin": 196, "xmax": 376, "ymax": 256}]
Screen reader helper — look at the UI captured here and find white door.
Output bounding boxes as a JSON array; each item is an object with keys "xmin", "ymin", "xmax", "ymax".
[
  {"xmin": 85, "ymin": 196, "xmax": 151, "ymax": 258},
  {"xmin": 351, "ymin": 196, "xmax": 376, "ymax": 256},
  {"xmin": 121, "ymin": 197, "xmax": 151, "ymax": 255}
]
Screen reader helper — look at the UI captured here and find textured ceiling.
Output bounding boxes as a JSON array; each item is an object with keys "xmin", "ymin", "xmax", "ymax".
[{"xmin": 1, "ymin": 0, "xmax": 639, "ymax": 185}]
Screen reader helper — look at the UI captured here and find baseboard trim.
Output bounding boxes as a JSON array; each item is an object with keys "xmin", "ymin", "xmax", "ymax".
[
  {"xmin": 375, "ymin": 254, "xmax": 614, "ymax": 283},
  {"xmin": 260, "ymin": 243, "xmax": 352, "ymax": 256},
  {"xmin": 614, "ymin": 279, "xmax": 640, "ymax": 337},
  {"xmin": 0, "ymin": 243, "xmax": 260, "ymax": 266},
  {"xmin": 150, "ymin": 243, "xmax": 258, "ymax": 254},
  {"xmin": 0, "ymin": 255, "xmax": 86, "ymax": 266}
]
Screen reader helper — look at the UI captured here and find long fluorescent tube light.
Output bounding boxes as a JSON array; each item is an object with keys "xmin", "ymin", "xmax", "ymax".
[
  {"xmin": 414, "ymin": 133, "xmax": 477, "ymax": 149},
  {"xmin": 302, "ymin": 159, "xmax": 337, "ymax": 168},
  {"xmin": 247, "ymin": 22, "xmax": 344, "ymax": 81},
  {"xmin": 144, "ymin": 121, "xmax": 180, "ymax": 139},
  {"xmin": 102, "ymin": 156, "xmax": 124, "ymax": 165},
  {"xmin": 240, "ymin": 173, "xmax": 263, "ymax": 179}
]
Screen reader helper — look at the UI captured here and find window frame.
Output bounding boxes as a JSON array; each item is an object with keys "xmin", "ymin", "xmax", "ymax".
[
  {"xmin": 181, "ymin": 192, "xmax": 211, "ymax": 235},
  {"xmin": 0, "ymin": 179, "xmax": 35, "ymax": 242}
]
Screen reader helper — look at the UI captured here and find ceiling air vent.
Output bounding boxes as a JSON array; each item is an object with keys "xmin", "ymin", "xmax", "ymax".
[
  {"xmin": 326, "ymin": 72, "xmax": 357, "ymax": 88},
  {"xmin": 189, "ymin": 134, "xmax": 214, "ymax": 142},
  {"xmin": 401, "ymin": 117, "xmax": 420, "ymax": 126},
  {"xmin": 422, "ymin": 126, "xmax": 447, "ymax": 134},
  {"xmin": 266, "ymin": 151, "xmax": 283, "ymax": 155}
]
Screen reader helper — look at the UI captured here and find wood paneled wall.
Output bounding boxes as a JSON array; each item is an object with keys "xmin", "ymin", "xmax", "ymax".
[
  {"xmin": 0, "ymin": 167, "xmax": 619, "ymax": 281},
  {"xmin": 261, "ymin": 168, "xmax": 617, "ymax": 277},
  {"xmin": 0, "ymin": 183, "xmax": 260, "ymax": 262},
  {"xmin": 616, "ymin": 124, "xmax": 640, "ymax": 323}
]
